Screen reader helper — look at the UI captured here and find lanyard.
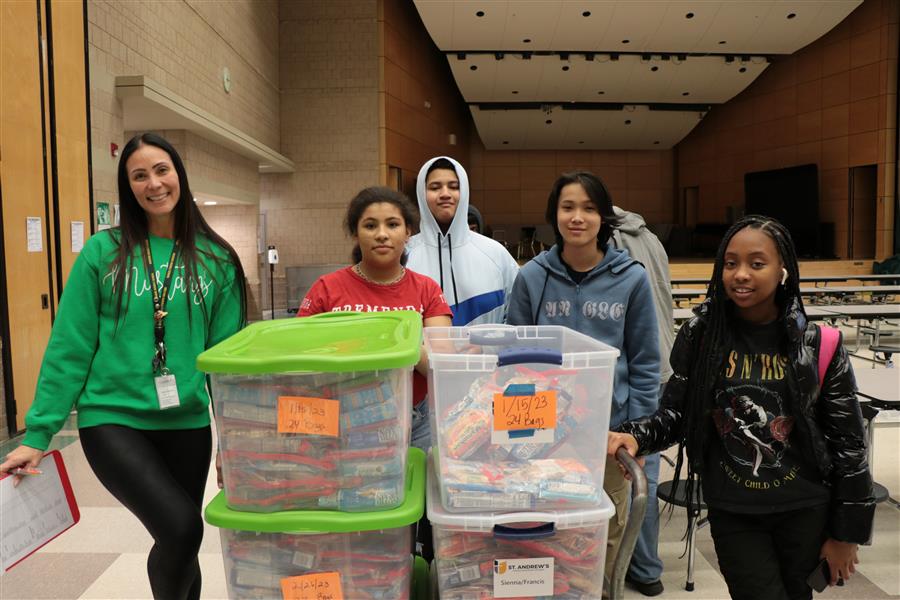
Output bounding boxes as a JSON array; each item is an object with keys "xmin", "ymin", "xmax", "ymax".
[{"xmin": 141, "ymin": 238, "xmax": 180, "ymax": 374}]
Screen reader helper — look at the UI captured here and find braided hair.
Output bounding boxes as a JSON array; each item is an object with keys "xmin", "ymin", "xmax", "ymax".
[{"xmin": 669, "ymin": 215, "xmax": 806, "ymax": 527}]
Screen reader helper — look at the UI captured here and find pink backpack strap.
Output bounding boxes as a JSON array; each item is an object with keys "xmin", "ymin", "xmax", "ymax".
[{"xmin": 817, "ymin": 325, "xmax": 840, "ymax": 389}]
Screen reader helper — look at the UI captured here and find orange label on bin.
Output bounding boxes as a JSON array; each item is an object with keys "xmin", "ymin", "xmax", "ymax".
[
  {"xmin": 277, "ymin": 396, "xmax": 340, "ymax": 437},
  {"xmin": 493, "ymin": 390, "xmax": 557, "ymax": 431},
  {"xmin": 281, "ymin": 572, "xmax": 343, "ymax": 600}
]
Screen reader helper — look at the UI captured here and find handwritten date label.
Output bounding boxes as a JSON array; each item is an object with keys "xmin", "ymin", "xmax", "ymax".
[
  {"xmin": 493, "ymin": 390, "xmax": 557, "ymax": 431},
  {"xmin": 281, "ymin": 571, "xmax": 343, "ymax": 600},
  {"xmin": 277, "ymin": 396, "xmax": 339, "ymax": 437}
]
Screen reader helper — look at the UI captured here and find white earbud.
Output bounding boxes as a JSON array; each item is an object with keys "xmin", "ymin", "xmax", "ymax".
[{"xmin": 781, "ymin": 268, "xmax": 788, "ymax": 286}]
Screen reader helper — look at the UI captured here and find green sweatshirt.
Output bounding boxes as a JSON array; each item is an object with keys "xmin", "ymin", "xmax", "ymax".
[{"xmin": 23, "ymin": 230, "xmax": 243, "ymax": 450}]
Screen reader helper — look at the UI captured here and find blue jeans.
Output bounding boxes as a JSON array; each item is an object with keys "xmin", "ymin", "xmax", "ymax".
[
  {"xmin": 410, "ymin": 400, "xmax": 431, "ymax": 452},
  {"xmin": 628, "ymin": 382, "xmax": 665, "ymax": 583},
  {"xmin": 628, "ymin": 452, "xmax": 663, "ymax": 582}
]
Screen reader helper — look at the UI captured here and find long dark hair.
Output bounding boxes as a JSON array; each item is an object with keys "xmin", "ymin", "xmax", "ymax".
[
  {"xmin": 545, "ymin": 171, "xmax": 621, "ymax": 250},
  {"xmin": 344, "ymin": 186, "xmax": 419, "ymax": 264},
  {"xmin": 670, "ymin": 215, "xmax": 804, "ymax": 525},
  {"xmin": 110, "ymin": 132, "xmax": 247, "ymax": 328}
]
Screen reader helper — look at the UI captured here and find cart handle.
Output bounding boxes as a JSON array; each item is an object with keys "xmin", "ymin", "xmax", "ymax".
[{"xmin": 608, "ymin": 447, "xmax": 648, "ymax": 600}]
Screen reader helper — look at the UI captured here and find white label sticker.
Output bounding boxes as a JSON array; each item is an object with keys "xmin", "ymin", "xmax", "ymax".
[
  {"xmin": 26, "ymin": 217, "xmax": 43, "ymax": 252},
  {"xmin": 154, "ymin": 374, "xmax": 180, "ymax": 410},
  {"xmin": 70, "ymin": 221, "xmax": 84, "ymax": 253},
  {"xmin": 493, "ymin": 557, "xmax": 554, "ymax": 598}
]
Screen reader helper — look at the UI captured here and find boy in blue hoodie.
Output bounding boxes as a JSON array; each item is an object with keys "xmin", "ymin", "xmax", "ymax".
[{"xmin": 507, "ymin": 171, "xmax": 660, "ymax": 593}]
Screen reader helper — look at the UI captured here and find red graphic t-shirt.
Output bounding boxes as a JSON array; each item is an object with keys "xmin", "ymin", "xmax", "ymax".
[{"xmin": 298, "ymin": 266, "xmax": 452, "ymax": 404}]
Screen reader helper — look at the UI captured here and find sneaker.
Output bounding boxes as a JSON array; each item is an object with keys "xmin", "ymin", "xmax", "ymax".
[{"xmin": 625, "ymin": 573, "xmax": 664, "ymax": 597}]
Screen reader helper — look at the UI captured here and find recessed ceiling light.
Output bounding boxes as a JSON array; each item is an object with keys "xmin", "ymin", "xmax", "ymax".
[
  {"xmin": 739, "ymin": 67, "xmax": 747, "ymax": 73},
  {"xmin": 622, "ymin": 39, "xmax": 630, "ymax": 44},
  {"xmin": 523, "ymin": 38, "xmax": 531, "ymax": 43},
  {"xmin": 719, "ymin": 40, "xmax": 727, "ymax": 45},
  {"xmin": 578, "ymin": 140, "xmax": 585, "ymax": 144},
  {"xmin": 582, "ymin": 11, "xmax": 591, "ymax": 17},
  {"xmin": 598, "ymin": 91, "xmax": 605, "ymax": 95},
  {"xmin": 653, "ymin": 141, "xmax": 660, "ymax": 145},
  {"xmin": 476, "ymin": 10, "xmax": 485, "ymax": 17},
  {"xmin": 470, "ymin": 65, "xmax": 478, "ymax": 71},
  {"xmin": 651, "ymin": 66, "xmax": 659, "ymax": 72},
  {"xmin": 682, "ymin": 91, "xmax": 690, "ymax": 96},
  {"xmin": 512, "ymin": 90, "xmax": 519, "ymax": 94},
  {"xmin": 546, "ymin": 119, "xmax": 553, "ymax": 124},
  {"xmin": 502, "ymin": 141, "xmax": 509, "ymax": 144},
  {"xmin": 203, "ymin": 201, "xmax": 218, "ymax": 206},
  {"xmin": 685, "ymin": 12, "xmax": 694, "ymax": 19},
  {"xmin": 625, "ymin": 119, "xmax": 632, "ymax": 124},
  {"xmin": 562, "ymin": 65, "xmax": 570, "ymax": 71},
  {"xmin": 787, "ymin": 12, "xmax": 796, "ymax": 19}
]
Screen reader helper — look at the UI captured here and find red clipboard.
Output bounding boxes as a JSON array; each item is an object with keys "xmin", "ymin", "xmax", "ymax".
[{"xmin": 0, "ymin": 449, "xmax": 80, "ymax": 572}]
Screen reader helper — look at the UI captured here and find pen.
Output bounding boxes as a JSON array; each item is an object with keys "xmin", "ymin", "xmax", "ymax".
[{"xmin": 9, "ymin": 467, "xmax": 42, "ymax": 476}]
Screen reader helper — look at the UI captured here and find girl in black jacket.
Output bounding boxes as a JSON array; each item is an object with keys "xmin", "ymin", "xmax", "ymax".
[{"xmin": 608, "ymin": 215, "xmax": 874, "ymax": 600}]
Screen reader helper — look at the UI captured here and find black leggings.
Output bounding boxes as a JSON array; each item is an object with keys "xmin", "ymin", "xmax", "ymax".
[{"xmin": 79, "ymin": 424, "xmax": 212, "ymax": 600}]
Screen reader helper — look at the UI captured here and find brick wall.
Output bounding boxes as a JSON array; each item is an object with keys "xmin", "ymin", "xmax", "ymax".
[
  {"xmin": 260, "ymin": 0, "xmax": 381, "ymax": 311},
  {"xmin": 676, "ymin": 0, "xmax": 897, "ymax": 259},
  {"xmin": 88, "ymin": 0, "xmax": 280, "ymax": 158},
  {"xmin": 198, "ymin": 203, "xmax": 262, "ymax": 320},
  {"xmin": 87, "ymin": 1, "xmax": 276, "ymax": 316}
]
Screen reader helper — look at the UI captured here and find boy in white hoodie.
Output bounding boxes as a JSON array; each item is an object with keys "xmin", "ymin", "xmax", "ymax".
[{"xmin": 406, "ymin": 157, "xmax": 519, "ymax": 326}]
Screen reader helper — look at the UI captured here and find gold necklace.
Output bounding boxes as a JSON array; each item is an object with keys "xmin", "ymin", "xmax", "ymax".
[{"xmin": 354, "ymin": 263, "xmax": 405, "ymax": 285}]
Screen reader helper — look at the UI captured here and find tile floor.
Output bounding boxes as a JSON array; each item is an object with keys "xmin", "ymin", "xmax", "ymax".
[{"xmin": 1, "ymin": 346, "xmax": 898, "ymax": 599}]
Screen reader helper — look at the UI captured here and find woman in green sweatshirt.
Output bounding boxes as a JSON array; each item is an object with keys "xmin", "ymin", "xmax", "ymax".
[{"xmin": 0, "ymin": 133, "xmax": 246, "ymax": 600}]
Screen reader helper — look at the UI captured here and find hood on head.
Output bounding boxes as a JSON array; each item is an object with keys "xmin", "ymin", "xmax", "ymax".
[{"xmin": 416, "ymin": 156, "xmax": 471, "ymax": 245}]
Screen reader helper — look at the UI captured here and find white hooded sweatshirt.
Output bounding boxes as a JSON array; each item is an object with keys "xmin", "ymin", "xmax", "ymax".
[{"xmin": 406, "ymin": 156, "xmax": 519, "ymax": 325}]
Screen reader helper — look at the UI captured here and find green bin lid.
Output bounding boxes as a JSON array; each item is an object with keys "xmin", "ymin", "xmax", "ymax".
[
  {"xmin": 204, "ymin": 447, "xmax": 425, "ymax": 533},
  {"xmin": 197, "ymin": 311, "xmax": 422, "ymax": 374}
]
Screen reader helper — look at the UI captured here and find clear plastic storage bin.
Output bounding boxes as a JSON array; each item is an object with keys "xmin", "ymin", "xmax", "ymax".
[
  {"xmin": 205, "ymin": 448, "xmax": 426, "ymax": 600},
  {"xmin": 424, "ymin": 325, "xmax": 619, "ymax": 513},
  {"xmin": 198, "ymin": 311, "xmax": 421, "ymax": 512},
  {"xmin": 426, "ymin": 455, "xmax": 615, "ymax": 599}
]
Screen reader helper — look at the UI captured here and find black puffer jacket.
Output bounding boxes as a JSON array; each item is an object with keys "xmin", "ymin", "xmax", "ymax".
[{"xmin": 619, "ymin": 298, "xmax": 875, "ymax": 543}]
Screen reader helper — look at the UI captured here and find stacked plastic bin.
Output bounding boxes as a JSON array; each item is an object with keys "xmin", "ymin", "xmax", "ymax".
[
  {"xmin": 198, "ymin": 311, "xmax": 426, "ymax": 599},
  {"xmin": 424, "ymin": 325, "xmax": 619, "ymax": 599}
]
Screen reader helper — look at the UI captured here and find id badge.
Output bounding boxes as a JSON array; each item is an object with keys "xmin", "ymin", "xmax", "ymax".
[{"xmin": 154, "ymin": 374, "xmax": 180, "ymax": 410}]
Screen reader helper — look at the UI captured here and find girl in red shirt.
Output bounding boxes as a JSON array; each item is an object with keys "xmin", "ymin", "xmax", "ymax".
[{"xmin": 299, "ymin": 186, "xmax": 452, "ymax": 449}]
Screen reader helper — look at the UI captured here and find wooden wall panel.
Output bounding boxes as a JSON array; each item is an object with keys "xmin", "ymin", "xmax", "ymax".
[
  {"xmin": 1, "ymin": 0, "xmax": 54, "ymax": 430},
  {"xmin": 50, "ymin": 0, "xmax": 91, "ymax": 284}
]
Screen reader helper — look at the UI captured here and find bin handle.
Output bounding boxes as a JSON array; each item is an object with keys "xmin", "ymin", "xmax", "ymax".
[
  {"xmin": 493, "ymin": 522, "xmax": 556, "ymax": 540},
  {"xmin": 498, "ymin": 347, "xmax": 563, "ymax": 366}
]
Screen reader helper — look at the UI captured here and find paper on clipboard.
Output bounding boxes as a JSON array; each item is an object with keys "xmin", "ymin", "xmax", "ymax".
[{"xmin": 0, "ymin": 450, "xmax": 80, "ymax": 573}]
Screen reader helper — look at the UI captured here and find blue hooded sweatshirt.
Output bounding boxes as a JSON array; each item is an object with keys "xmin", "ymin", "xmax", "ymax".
[{"xmin": 507, "ymin": 244, "xmax": 660, "ymax": 428}]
